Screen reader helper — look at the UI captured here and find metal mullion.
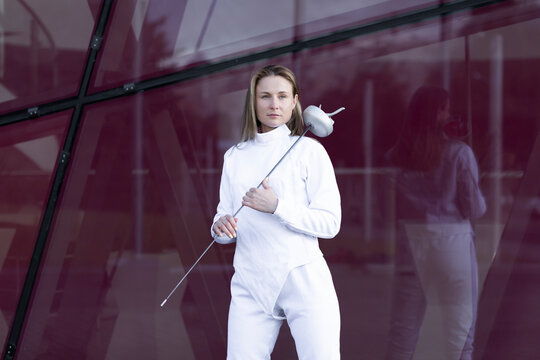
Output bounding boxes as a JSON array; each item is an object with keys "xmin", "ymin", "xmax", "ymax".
[{"xmin": 0, "ymin": 98, "xmax": 78, "ymax": 127}]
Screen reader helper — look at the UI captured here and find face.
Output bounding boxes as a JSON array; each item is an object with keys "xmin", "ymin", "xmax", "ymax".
[{"xmin": 255, "ymin": 75, "xmax": 298, "ymax": 133}]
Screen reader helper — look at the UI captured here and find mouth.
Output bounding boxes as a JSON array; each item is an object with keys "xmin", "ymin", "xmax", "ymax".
[{"xmin": 268, "ymin": 114, "xmax": 280, "ymax": 118}]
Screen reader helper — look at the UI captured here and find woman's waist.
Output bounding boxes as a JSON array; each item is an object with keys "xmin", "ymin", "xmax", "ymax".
[{"xmin": 398, "ymin": 220, "xmax": 473, "ymax": 238}]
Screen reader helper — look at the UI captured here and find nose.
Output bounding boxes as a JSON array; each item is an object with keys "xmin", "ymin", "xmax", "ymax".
[{"xmin": 270, "ymin": 96, "xmax": 279, "ymax": 109}]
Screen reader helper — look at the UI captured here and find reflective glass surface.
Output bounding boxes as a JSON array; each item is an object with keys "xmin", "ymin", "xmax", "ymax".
[
  {"xmin": 89, "ymin": 0, "xmax": 445, "ymax": 92},
  {"xmin": 7, "ymin": 0, "xmax": 540, "ymax": 359},
  {"xmin": 0, "ymin": 1, "xmax": 101, "ymax": 115},
  {"xmin": 293, "ymin": 2, "xmax": 540, "ymax": 358},
  {"xmin": 16, "ymin": 87, "xmax": 238, "ymax": 359},
  {"xmin": 0, "ymin": 111, "xmax": 70, "ymax": 352}
]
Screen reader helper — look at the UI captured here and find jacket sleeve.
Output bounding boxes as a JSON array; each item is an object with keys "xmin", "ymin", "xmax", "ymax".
[
  {"xmin": 210, "ymin": 148, "xmax": 237, "ymax": 244},
  {"xmin": 273, "ymin": 141, "xmax": 341, "ymax": 239},
  {"xmin": 456, "ymin": 145, "xmax": 487, "ymax": 219}
]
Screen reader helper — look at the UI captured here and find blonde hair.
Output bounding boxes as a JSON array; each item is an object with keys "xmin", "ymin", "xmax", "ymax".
[{"xmin": 240, "ymin": 64, "xmax": 303, "ymax": 142}]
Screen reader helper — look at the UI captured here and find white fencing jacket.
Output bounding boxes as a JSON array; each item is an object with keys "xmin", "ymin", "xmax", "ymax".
[
  {"xmin": 211, "ymin": 124, "xmax": 341, "ymax": 315},
  {"xmin": 393, "ymin": 139, "xmax": 487, "ymax": 225}
]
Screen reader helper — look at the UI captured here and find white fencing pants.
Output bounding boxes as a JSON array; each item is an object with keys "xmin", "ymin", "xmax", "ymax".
[
  {"xmin": 227, "ymin": 256, "xmax": 341, "ymax": 360},
  {"xmin": 386, "ymin": 224, "xmax": 478, "ymax": 360}
]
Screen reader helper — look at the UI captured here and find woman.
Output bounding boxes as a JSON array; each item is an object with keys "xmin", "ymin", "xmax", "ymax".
[
  {"xmin": 385, "ymin": 86, "xmax": 486, "ymax": 360},
  {"xmin": 211, "ymin": 64, "xmax": 342, "ymax": 359}
]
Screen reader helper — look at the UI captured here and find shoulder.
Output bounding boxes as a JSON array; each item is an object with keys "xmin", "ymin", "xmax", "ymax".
[
  {"xmin": 223, "ymin": 145, "xmax": 236, "ymax": 160},
  {"xmin": 445, "ymin": 138, "xmax": 472, "ymax": 154},
  {"xmin": 292, "ymin": 136, "xmax": 334, "ymax": 168},
  {"xmin": 444, "ymin": 138, "xmax": 476, "ymax": 163},
  {"xmin": 224, "ymin": 140, "xmax": 252, "ymax": 158},
  {"xmin": 293, "ymin": 135, "xmax": 327, "ymax": 154}
]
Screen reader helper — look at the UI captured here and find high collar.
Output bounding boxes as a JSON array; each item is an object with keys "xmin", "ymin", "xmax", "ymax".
[{"xmin": 254, "ymin": 124, "xmax": 291, "ymax": 144}]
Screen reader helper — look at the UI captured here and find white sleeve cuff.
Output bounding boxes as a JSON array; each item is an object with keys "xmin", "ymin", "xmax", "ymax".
[{"xmin": 273, "ymin": 197, "xmax": 292, "ymax": 223}]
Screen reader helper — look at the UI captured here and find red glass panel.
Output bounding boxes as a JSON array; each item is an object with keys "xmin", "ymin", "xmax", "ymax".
[
  {"xmin": 0, "ymin": 111, "xmax": 71, "ymax": 352},
  {"xmin": 14, "ymin": 1, "xmax": 540, "ymax": 359},
  {"xmin": 15, "ymin": 86, "xmax": 242, "ymax": 359},
  {"xmin": 0, "ymin": 1, "xmax": 102, "ymax": 115},
  {"xmin": 89, "ymin": 0, "xmax": 447, "ymax": 92},
  {"xmin": 292, "ymin": 2, "xmax": 540, "ymax": 358}
]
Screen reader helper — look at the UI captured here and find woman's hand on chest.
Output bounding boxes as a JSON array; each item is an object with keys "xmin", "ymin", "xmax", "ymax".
[{"xmin": 242, "ymin": 178, "xmax": 279, "ymax": 213}]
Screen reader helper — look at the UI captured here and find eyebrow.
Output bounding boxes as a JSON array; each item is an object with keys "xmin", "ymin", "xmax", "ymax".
[{"xmin": 258, "ymin": 91, "xmax": 290, "ymax": 95}]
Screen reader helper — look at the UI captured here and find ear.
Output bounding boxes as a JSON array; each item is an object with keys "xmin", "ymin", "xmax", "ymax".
[{"xmin": 293, "ymin": 93, "xmax": 298, "ymax": 106}]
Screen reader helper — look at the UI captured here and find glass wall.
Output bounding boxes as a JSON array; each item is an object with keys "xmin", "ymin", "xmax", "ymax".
[
  {"xmin": 2, "ymin": 0, "xmax": 540, "ymax": 359},
  {"xmin": 0, "ymin": 112, "xmax": 70, "ymax": 352},
  {"xmin": 0, "ymin": 1, "xmax": 100, "ymax": 115},
  {"xmin": 89, "ymin": 0, "xmax": 448, "ymax": 92}
]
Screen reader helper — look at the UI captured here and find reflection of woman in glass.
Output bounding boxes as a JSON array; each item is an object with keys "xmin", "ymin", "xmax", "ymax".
[
  {"xmin": 385, "ymin": 86, "xmax": 486, "ymax": 360},
  {"xmin": 211, "ymin": 65, "xmax": 341, "ymax": 359}
]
